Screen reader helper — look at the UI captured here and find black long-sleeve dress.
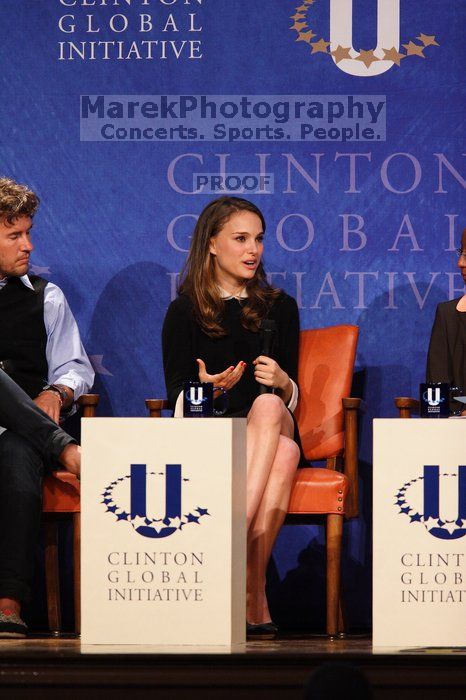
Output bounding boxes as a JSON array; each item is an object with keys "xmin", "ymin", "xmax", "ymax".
[
  {"xmin": 162, "ymin": 292, "xmax": 300, "ymax": 417},
  {"xmin": 426, "ymin": 298, "xmax": 466, "ymax": 390}
]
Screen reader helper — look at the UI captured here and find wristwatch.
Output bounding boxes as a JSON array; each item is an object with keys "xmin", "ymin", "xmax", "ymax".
[{"xmin": 42, "ymin": 384, "xmax": 68, "ymax": 405}]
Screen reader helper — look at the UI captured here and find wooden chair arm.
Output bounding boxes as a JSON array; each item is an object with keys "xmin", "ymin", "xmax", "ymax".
[
  {"xmin": 394, "ymin": 397, "xmax": 419, "ymax": 418},
  {"xmin": 342, "ymin": 397, "xmax": 360, "ymax": 519},
  {"xmin": 342, "ymin": 397, "xmax": 361, "ymax": 410},
  {"xmin": 77, "ymin": 393, "xmax": 99, "ymax": 418},
  {"xmin": 145, "ymin": 399, "xmax": 170, "ymax": 418}
]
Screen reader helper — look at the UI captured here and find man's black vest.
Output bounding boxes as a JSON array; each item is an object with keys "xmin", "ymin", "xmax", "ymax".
[{"xmin": 0, "ymin": 275, "xmax": 48, "ymax": 399}]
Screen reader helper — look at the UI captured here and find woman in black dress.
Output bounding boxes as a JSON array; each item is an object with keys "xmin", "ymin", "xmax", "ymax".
[
  {"xmin": 427, "ymin": 227, "xmax": 466, "ymax": 401},
  {"xmin": 162, "ymin": 197, "xmax": 301, "ymax": 637}
]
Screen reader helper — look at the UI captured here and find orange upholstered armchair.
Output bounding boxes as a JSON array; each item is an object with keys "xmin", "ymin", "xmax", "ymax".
[
  {"xmin": 286, "ymin": 325, "xmax": 360, "ymax": 637},
  {"xmin": 146, "ymin": 325, "xmax": 361, "ymax": 638},
  {"xmin": 42, "ymin": 393, "xmax": 99, "ymax": 636}
]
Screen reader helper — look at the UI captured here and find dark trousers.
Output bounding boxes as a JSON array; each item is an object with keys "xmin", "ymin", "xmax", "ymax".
[
  {"xmin": 0, "ymin": 369, "xmax": 73, "ymax": 461},
  {"xmin": 0, "ymin": 370, "xmax": 75, "ymax": 603}
]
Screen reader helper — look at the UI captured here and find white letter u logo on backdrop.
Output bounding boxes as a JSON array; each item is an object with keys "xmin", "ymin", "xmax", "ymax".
[{"xmin": 330, "ymin": 0, "xmax": 400, "ymax": 76}]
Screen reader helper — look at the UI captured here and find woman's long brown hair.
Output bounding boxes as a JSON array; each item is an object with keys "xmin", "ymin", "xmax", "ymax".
[{"xmin": 178, "ymin": 196, "xmax": 281, "ymax": 338}]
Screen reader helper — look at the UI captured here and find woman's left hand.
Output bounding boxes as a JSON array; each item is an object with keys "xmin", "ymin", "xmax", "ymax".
[{"xmin": 253, "ymin": 355, "xmax": 290, "ymax": 392}]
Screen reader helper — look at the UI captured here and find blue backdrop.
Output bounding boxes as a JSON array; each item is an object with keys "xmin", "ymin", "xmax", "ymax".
[{"xmin": 1, "ymin": 0, "xmax": 464, "ymax": 631}]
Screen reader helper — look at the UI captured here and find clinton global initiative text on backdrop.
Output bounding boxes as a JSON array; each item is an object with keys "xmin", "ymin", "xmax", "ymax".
[
  {"xmin": 58, "ymin": 0, "xmax": 204, "ymax": 61},
  {"xmin": 161, "ymin": 150, "xmax": 465, "ymax": 310}
]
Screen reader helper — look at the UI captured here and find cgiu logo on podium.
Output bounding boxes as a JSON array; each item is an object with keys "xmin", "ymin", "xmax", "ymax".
[
  {"xmin": 395, "ymin": 465, "xmax": 466, "ymax": 540},
  {"xmin": 188, "ymin": 386, "xmax": 206, "ymax": 406},
  {"xmin": 374, "ymin": 420, "xmax": 466, "ymax": 647},
  {"xmin": 101, "ymin": 463, "xmax": 211, "ymax": 539},
  {"xmin": 427, "ymin": 387, "xmax": 441, "ymax": 405},
  {"xmin": 82, "ymin": 417, "xmax": 246, "ymax": 645},
  {"xmin": 419, "ymin": 382, "xmax": 450, "ymax": 418}
]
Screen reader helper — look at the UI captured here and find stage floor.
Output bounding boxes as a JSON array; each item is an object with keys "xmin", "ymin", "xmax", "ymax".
[{"xmin": 0, "ymin": 636, "xmax": 464, "ymax": 699}]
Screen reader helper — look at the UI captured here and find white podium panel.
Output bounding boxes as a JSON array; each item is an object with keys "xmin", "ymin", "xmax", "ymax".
[
  {"xmin": 81, "ymin": 418, "xmax": 246, "ymax": 646},
  {"xmin": 373, "ymin": 419, "xmax": 466, "ymax": 647}
]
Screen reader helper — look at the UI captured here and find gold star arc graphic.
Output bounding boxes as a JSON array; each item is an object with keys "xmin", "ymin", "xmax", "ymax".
[
  {"xmin": 296, "ymin": 30, "xmax": 317, "ymax": 43},
  {"xmin": 291, "ymin": 21, "xmax": 308, "ymax": 32},
  {"xmin": 310, "ymin": 38, "xmax": 330, "ymax": 54},
  {"xmin": 289, "ymin": 1, "xmax": 440, "ymax": 70},
  {"xmin": 382, "ymin": 47, "xmax": 405, "ymax": 66},
  {"xmin": 417, "ymin": 33, "xmax": 439, "ymax": 47},
  {"xmin": 330, "ymin": 45, "xmax": 352, "ymax": 63},
  {"xmin": 402, "ymin": 41, "xmax": 426, "ymax": 57},
  {"xmin": 355, "ymin": 49, "xmax": 378, "ymax": 67}
]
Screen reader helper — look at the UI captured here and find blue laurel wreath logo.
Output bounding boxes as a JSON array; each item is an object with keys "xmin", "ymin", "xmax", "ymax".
[
  {"xmin": 394, "ymin": 465, "xmax": 466, "ymax": 540},
  {"xmin": 101, "ymin": 464, "xmax": 210, "ymax": 539}
]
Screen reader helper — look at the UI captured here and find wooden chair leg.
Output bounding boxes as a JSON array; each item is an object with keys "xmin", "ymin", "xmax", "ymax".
[
  {"xmin": 44, "ymin": 519, "xmax": 61, "ymax": 636},
  {"xmin": 326, "ymin": 513, "xmax": 343, "ymax": 638},
  {"xmin": 73, "ymin": 512, "xmax": 81, "ymax": 636}
]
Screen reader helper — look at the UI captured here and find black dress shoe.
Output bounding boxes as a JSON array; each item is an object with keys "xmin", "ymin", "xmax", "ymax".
[{"xmin": 246, "ymin": 621, "xmax": 278, "ymax": 640}]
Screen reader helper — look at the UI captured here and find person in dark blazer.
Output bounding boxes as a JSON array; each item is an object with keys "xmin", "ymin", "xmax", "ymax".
[{"xmin": 427, "ymin": 228, "xmax": 466, "ymax": 396}]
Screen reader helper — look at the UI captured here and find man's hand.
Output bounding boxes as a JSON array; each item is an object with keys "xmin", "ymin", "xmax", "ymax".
[
  {"xmin": 197, "ymin": 358, "xmax": 246, "ymax": 391},
  {"xmin": 34, "ymin": 391, "xmax": 62, "ymax": 424},
  {"xmin": 59, "ymin": 444, "xmax": 81, "ymax": 476},
  {"xmin": 253, "ymin": 355, "xmax": 292, "ymax": 402}
]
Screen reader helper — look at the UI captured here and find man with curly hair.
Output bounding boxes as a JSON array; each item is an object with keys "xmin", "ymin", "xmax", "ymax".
[{"xmin": 0, "ymin": 176, "xmax": 94, "ymax": 637}]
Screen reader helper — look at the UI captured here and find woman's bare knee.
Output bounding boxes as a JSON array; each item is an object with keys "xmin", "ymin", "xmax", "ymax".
[
  {"xmin": 248, "ymin": 394, "xmax": 285, "ymax": 425},
  {"xmin": 271, "ymin": 436, "xmax": 300, "ymax": 481}
]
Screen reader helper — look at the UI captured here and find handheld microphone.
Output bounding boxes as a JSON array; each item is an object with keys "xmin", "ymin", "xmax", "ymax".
[{"xmin": 258, "ymin": 320, "xmax": 276, "ymax": 395}]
